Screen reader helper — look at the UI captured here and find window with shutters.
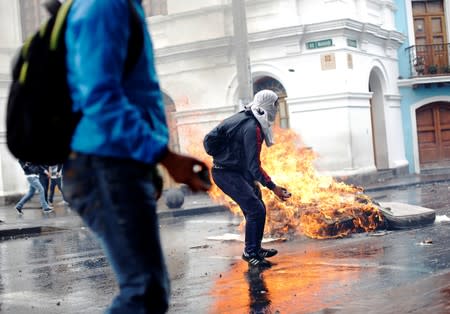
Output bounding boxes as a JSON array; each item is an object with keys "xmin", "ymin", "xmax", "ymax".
[{"xmin": 412, "ymin": 0, "xmax": 448, "ymax": 75}]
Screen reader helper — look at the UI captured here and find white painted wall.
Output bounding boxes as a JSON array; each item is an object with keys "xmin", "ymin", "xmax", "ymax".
[
  {"xmin": 0, "ymin": 0, "xmax": 407, "ymax": 199},
  {"xmin": 0, "ymin": 0, "xmax": 29, "ymax": 200},
  {"xmin": 151, "ymin": 0, "xmax": 407, "ymax": 175}
]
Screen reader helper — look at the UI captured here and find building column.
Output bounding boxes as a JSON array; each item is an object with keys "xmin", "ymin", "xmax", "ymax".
[{"xmin": 232, "ymin": 0, "xmax": 253, "ymax": 109}]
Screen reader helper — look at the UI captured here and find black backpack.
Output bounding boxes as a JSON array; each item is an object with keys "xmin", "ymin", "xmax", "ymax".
[
  {"xmin": 203, "ymin": 126, "xmax": 227, "ymax": 157},
  {"xmin": 203, "ymin": 111, "xmax": 250, "ymax": 157},
  {"xmin": 6, "ymin": 0, "xmax": 143, "ymax": 165}
]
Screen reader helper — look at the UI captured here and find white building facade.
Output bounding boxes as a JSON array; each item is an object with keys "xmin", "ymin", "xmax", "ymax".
[
  {"xmin": 0, "ymin": 1, "xmax": 29, "ymax": 201},
  {"xmin": 0, "ymin": 0, "xmax": 409, "ymax": 200},
  {"xmin": 151, "ymin": 0, "xmax": 408, "ymax": 177}
]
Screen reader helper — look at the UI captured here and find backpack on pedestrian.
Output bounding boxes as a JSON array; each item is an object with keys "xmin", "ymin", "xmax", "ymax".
[
  {"xmin": 6, "ymin": 0, "xmax": 143, "ymax": 165},
  {"xmin": 203, "ymin": 127, "xmax": 228, "ymax": 157},
  {"xmin": 203, "ymin": 111, "xmax": 250, "ymax": 158}
]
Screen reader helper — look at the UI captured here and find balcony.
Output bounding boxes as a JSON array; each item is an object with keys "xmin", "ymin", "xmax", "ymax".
[
  {"xmin": 399, "ymin": 43, "xmax": 450, "ymax": 88},
  {"xmin": 406, "ymin": 43, "xmax": 450, "ymax": 77}
]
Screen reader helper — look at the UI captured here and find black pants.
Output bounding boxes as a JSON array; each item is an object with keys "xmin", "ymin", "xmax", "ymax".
[
  {"xmin": 39, "ymin": 173, "xmax": 49, "ymax": 203},
  {"xmin": 212, "ymin": 168, "xmax": 266, "ymax": 255},
  {"xmin": 49, "ymin": 177, "xmax": 64, "ymax": 203}
]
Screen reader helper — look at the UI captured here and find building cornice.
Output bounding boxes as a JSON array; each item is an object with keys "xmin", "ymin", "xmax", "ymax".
[
  {"xmin": 154, "ymin": 36, "xmax": 232, "ymax": 61},
  {"xmin": 154, "ymin": 19, "xmax": 405, "ymax": 63},
  {"xmin": 175, "ymin": 106, "xmax": 234, "ymax": 126},
  {"xmin": 300, "ymin": 19, "xmax": 404, "ymax": 45},
  {"xmin": 288, "ymin": 92, "xmax": 373, "ymax": 113},
  {"xmin": 148, "ymin": 0, "xmax": 274, "ymax": 24},
  {"xmin": 148, "ymin": 4, "xmax": 228, "ymax": 24},
  {"xmin": 398, "ymin": 75, "xmax": 450, "ymax": 87}
]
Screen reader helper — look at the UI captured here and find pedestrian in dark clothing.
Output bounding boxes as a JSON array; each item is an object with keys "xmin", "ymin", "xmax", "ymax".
[
  {"xmin": 206, "ymin": 89, "xmax": 291, "ymax": 268},
  {"xmin": 38, "ymin": 164, "xmax": 50, "ymax": 204},
  {"xmin": 61, "ymin": 1, "xmax": 210, "ymax": 313},
  {"xmin": 15, "ymin": 161, "xmax": 53, "ymax": 214},
  {"xmin": 48, "ymin": 164, "xmax": 66, "ymax": 205}
]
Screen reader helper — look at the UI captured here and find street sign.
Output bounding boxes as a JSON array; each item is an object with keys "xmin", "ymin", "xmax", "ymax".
[
  {"xmin": 306, "ymin": 39, "xmax": 333, "ymax": 49},
  {"xmin": 347, "ymin": 39, "xmax": 357, "ymax": 48}
]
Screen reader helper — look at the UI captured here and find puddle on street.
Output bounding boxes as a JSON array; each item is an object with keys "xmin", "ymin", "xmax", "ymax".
[
  {"xmin": 208, "ymin": 248, "xmax": 376, "ymax": 314},
  {"xmin": 206, "ymin": 232, "xmax": 448, "ymax": 314}
]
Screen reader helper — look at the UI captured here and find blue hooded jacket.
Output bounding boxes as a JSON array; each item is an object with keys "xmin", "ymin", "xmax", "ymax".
[{"xmin": 65, "ymin": 0, "xmax": 168, "ymax": 164}]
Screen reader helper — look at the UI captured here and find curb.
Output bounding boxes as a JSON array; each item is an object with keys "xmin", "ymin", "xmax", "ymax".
[
  {"xmin": 364, "ymin": 177, "xmax": 450, "ymax": 192},
  {"xmin": 0, "ymin": 205, "xmax": 228, "ymax": 239},
  {"xmin": 0, "ymin": 226, "xmax": 66, "ymax": 240},
  {"xmin": 158, "ymin": 204, "xmax": 227, "ymax": 219}
]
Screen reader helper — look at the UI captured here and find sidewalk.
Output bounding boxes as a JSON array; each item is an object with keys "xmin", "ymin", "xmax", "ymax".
[
  {"xmin": 363, "ymin": 170, "xmax": 450, "ymax": 192},
  {"xmin": 0, "ymin": 192, "xmax": 228, "ymax": 239},
  {"xmin": 1, "ymin": 170, "xmax": 450, "ymax": 239}
]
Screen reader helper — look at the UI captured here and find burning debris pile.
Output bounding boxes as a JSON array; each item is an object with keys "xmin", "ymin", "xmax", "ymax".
[
  {"xmin": 190, "ymin": 127, "xmax": 384, "ymax": 239},
  {"xmin": 264, "ymin": 186, "xmax": 383, "ymax": 239}
]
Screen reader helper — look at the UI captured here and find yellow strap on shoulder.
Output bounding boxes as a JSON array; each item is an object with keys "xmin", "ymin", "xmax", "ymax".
[
  {"xmin": 50, "ymin": 0, "xmax": 74, "ymax": 51},
  {"xmin": 19, "ymin": 62, "xmax": 29, "ymax": 84}
]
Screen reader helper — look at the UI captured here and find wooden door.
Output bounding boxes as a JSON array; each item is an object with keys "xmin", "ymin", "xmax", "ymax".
[
  {"xmin": 417, "ymin": 102, "xmax": 450, "ymax": 167},
  {"xmin": 413, "ymin": 1, "xmax": 448, "ymax": 72}
]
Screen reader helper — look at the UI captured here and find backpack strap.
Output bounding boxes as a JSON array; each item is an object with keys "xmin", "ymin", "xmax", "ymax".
[
  {"xmin": 50, "ymin": 0, "xmax": 73, "ymax": 51},
  {"xmin": 223, "ymin": 111, "xmax": 253, "ymax": 138}
]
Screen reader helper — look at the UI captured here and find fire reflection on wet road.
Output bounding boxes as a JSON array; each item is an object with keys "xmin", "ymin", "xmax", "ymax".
[
  {"xmin": 210, "ymin": 249, "xmax": 365, "ymax": 314},
  {"xmin": 206, "ymin": 221, "xmax": 450, "ymax": 314},
  {"xmin": 200, "ymin": 182, "xmax": 450, "ymax": 314},
  {"xmin": 0, "ymin": 183, "xmax": 449, "ymax": 313}
]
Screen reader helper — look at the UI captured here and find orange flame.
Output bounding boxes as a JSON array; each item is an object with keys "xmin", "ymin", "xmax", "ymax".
[{"xmin": 185, "ymin": 126, "xmax": 383, "ymax": 239}]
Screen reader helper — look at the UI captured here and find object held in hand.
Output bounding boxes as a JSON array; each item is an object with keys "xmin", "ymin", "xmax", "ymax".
[
  {"xmin": 193, "ymin": 164, "xmax": 212, "ymax": 189},
  {"xmin": 281, "ymin": 188, "xmax": 291, "ymax": 198}
]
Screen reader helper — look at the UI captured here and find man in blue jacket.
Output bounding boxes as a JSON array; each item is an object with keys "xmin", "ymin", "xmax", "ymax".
[
  {"xmin": 62, "ymin": 1, "xmax": 210, "ymax": 313},
  {"xmin": 208, "ymin": 90, "xmax": 291, "ymax": 268}
]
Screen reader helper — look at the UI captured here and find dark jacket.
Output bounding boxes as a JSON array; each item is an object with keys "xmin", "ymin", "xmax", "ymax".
[
  {"xmin": 212, "ymin": 111, "xmax": 275, "ymax": 190},
  {"xmin": 19, "ymin": 161, "xmax": 44, "ymax": 176}
]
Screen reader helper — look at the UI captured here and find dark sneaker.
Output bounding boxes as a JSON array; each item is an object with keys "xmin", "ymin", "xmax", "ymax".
[
  {"xmin": 42, "ymin": 207, "xmax": 53, "ymax": 213},
  {"xmin": 16, "ymin": 207, "xmax": 23, "ymax": 215},
  {"xmin": 242, "ymin": 252, "xmax": 272, "ymax": 268},
  {"xmin": 259, "ymin": 248, "xmax": 278, "ymax": 258}
]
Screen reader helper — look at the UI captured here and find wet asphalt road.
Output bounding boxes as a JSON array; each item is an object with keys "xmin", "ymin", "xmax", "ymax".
[{"xmin": 0, "ymin": 182, "xmax": 449, "ymax": 314}]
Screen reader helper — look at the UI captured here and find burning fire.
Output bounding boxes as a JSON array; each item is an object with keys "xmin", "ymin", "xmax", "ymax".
[{"xmin": 185, "ymin": 126, "xmax": 383, "ymax": 239}]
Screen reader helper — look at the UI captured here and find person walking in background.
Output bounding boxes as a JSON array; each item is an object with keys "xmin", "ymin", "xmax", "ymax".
[
  {"xmin": 61, "ymin": 1, "xmax": 211, "ymax": 313},
  {"xmin": 205, "ymin": 89, "xmax": 291, "ymax": 268},
  {"xmin": 15, "ymin": 161, "xmax": 53, "ymax": 215},
  {"xmin": 48, "ymin": 164, "xmax": 66, "ymax": 205},
  {"xmin": 38, "ymin": 164, "xmax": 50, "ymax": 204}
]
